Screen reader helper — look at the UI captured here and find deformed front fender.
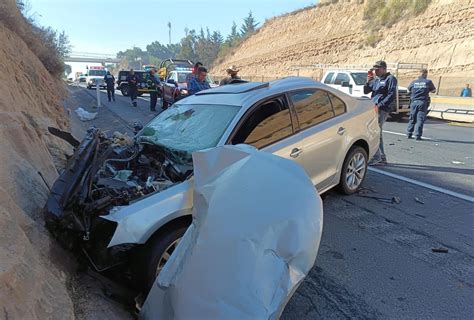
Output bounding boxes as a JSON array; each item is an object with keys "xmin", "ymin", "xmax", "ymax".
[{"xmin": 103, "ymin": 180, "xmax": 193, "ymax": 248}]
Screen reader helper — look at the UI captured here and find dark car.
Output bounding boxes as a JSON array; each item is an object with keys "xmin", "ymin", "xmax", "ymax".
[{"xmin": 116, "ymin": 70, "xmax": 161, "ymax": 97}]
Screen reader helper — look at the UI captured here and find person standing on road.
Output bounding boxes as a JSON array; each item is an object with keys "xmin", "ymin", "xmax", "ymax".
[
  {"xmin": 364, "ymin": 60, "xmax": 398, "ymax": 166},
  {"xmin": 186, "ymin": 62, "xmax": 203, "ymax": 88},
  {"xmin": 220, "ymin": 65, "xmax": 241, "ymax": 85},
  {"xmin": 126, "ymin": 69, "xmax": 139, "ymax": 107},
  {"xmin": 188, "ymin": 66, "xmax": 210, "ymax": 95},
  {"xmin": 104, "ymin": 71, "xmax": 115, "ymax": 102},
  {"xmin": 460, "ymin": 84, "xmax": 472, "ymax": 97},
  {"xmin": 406, "ymin": 69, "xmax": 436, "ymax": 140},
  {"xmin": 147, "ymin": 69, "xmax": 160, "ymax": 112}
]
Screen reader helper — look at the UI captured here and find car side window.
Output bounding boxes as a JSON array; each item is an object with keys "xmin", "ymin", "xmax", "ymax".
[
  {"xmin": 231, "ymin": 97, "xmax": 293, "ymax": 149},
  {"xmin": 324, "ymin": 72, "xmax": 334, "ymax": 84},
  {"xmin": 334, "ymin": 73, "xmax": 350, "ymax": 85},
  {"xmin": 328, "ymin": 93, "xmax": 346, "ymax": 116},
  {"xmin": 289, "ymin": 90, "xmax": 335, "ymax": 130}
]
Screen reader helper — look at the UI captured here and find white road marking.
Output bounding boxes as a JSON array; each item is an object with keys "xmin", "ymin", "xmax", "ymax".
[
  {"xmin": 368, "ymin": 167, "xmax": 474, "ymax": 203},
  {"xmin": 383, "ymin": 130, "xmax": 432, "ymax": 140}
]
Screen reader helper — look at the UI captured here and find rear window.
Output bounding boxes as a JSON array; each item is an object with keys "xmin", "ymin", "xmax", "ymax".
[
  {"xmin": 329, "ymin": 93, "xmax": 346, "ymax": 116},
  {"xmin": 324, "ymin": 72, "xmax": 334, "ymax": 84},
  {"xmin": 351, "ymin": 72, "xmax": 368, "ymax": 85}
]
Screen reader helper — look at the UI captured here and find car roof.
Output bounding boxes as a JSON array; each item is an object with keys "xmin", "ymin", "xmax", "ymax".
[{"xmin": 178, "ymin": 77, "xmax": 332, "ymax": 108}]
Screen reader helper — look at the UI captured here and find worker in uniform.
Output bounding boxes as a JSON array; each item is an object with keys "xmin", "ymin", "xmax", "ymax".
[
  {"xmin": 407, "ymin": 69, "xmax": 436, "ymax": 140},
  {"xmin": 104, "ymin": 71, "xmax": 115, "ymax": 102},
  {"xmin": 220, "ymin": 65, "xmax": 241, "ymax": 85},
  {"xmin": 363, "ymin": 60, "xmax": 398, "ymax": 166},
  {"xmin": 147, "ymin": 69, "xmax": 160, "ymax": 112},
  {"xmin": 126, "ymin": 69, "xmax": 139, "ymax": 107}
]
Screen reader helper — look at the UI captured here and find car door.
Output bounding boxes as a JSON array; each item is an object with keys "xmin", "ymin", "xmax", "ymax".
[
  {"xmin": 288, "ymin": 89, "xmax": 346, "ymax": 190},
  {"xmin": 164, "ymin": 72, "xmax": 177, "ymax": 101},
  {"xmin": 229, "ymin": 95, "xmax": 304, "ymax": 168}
]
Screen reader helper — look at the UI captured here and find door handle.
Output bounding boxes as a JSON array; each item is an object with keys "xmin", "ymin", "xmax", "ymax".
[
  {"xmin": 290, "ymin": 148, "xmax": 302, "ymax": 158},
  {"xmin": 337, "ymin": 127, "xmax": 346, "ymax": 135}
]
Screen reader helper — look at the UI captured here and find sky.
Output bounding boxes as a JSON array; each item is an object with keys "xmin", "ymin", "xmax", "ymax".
[{"xmin": 28, "ymin": 0, "xmax": 316, "ymax": 55}]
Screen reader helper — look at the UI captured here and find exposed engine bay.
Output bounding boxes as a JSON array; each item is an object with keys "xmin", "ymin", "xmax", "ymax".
[{"xmin": 44, "ymin": 127, "xmax": 192, "ymax": 270}]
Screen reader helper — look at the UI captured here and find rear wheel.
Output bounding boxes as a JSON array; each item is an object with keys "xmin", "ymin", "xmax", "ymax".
[
  {"xmin": 162, "ymin": 98, "xmax": 169, "ymax": 109},
  {"xmin": 338, "ymin": 146, "xmax": 368, "ymax": 195}
]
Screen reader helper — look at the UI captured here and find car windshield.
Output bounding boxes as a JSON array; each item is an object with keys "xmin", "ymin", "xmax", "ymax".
[
  {"xmin": 138, "ymin": 103, "xmax": 240, "ymax": 162},
  {"xmin": 89, "ymin": 70, "xmax": 106, "ymax": 76},
  {"xmin": 351, "ymin": 72, "xmax": 368, "ymax": 85},
  {"xmin": 177, "ymin": 72, "xmax": 191, "ymax": 83}
]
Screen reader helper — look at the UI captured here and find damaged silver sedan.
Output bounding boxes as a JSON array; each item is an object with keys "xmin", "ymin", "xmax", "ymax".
[{"xmin": 44, "ymin": 77, "xmax": 379, "ymax": 291}]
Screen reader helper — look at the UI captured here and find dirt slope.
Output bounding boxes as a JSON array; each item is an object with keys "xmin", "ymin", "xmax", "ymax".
[
  {"xmin": 0, "ymin": 11, "xmax": 74, "ymax": 320},
  {"xmin": 212, "ymin": 0, "xmax": 474, "ymax": 80}
]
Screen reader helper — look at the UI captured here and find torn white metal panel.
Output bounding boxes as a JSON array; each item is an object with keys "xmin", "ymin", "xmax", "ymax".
[
  {"xmin": 103, "ymin": 180, "xmax": 193, "ymax": 247},
  {"xmin": 141, "ymin": 145, "xmax": 323, "ymax": 320}
]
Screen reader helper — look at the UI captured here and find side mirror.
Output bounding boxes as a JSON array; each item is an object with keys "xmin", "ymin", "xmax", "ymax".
[{"xmin": 341, "ymin": 81, "xmax": 351, "ymax": 88}]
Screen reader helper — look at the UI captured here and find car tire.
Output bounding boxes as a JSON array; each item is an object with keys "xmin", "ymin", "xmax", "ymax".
[
  {"xmin": 162, "ymin": 99, "xmax": 169, "ymax": 109},
  {"xmin": 120, "ymin": 85, "xmax": 129, "ymax": 96},
  {"xmin": 338, "ymin": 146, "xmax": 368, "ymax": 195},
  {"xmin": 87, "ymin": 85, "xmax": 91, "ymax": 89},
  {"xmin": 134, "ymin": 223, "xmax": 189, "ymax": 291}
]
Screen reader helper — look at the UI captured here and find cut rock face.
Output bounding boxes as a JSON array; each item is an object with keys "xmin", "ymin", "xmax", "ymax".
[{"xmin": 141, "ymin": 145, "xmax": 323, "ymax": 319}]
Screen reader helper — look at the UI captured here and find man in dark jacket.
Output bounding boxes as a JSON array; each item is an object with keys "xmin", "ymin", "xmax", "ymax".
[
  {"xmin": 104, "ymin": 71, "xmax": 115, "ymax": 102},
  {"xmin": 126, "ymin": 69, "xmax": 139, "ymax": 107},
  {"xmin": 363, "ymin": 60, "xmax": 398, "ymax": 165},
  {"xmin": 147, "ymin": 69, "xmax": 160, "ymax": 112},
  {"xmin": 407, "ymin": 69, "xmax": 436, "ymax": 140},
  {"xmin": 220, "ymin": 65, "xmax": 241, "ymax": 85}
]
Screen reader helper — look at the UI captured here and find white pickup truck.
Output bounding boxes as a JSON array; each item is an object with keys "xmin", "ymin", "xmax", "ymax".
[{"xmin": 322, "ymin": 70, "xmax": 411, "ymax": 121}]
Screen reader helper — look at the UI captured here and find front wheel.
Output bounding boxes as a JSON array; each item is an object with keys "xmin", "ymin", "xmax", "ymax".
[
  {"xmin": 120, "ymin": 85, "xmax": 129, "ymax": 96},
  {"xmin": 134, "ymin": 224, "xmax": 188, "ymax": 291},
  {"xmin": 338, "ymin": 146, "xmax": 368, "ymax": 195}
]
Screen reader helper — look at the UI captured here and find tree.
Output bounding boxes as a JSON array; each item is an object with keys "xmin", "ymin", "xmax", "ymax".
[
  {"xmin": 56, "ymin": 30, "xmax": 71, "ymax": 58},
  {"xmin": 117, "ymin": 47, "xmax": 147, "ymax": 69},
  {"xmin": 240, "ymin": 11, "xmax": 259, "ymax": 38},
  {"xmin": 227, "ymin": 21, "xmax": 241, "ymax": 44},
  {"xmin": 177, "ymin": 29, "xmax": 198, "ymax": 62}
]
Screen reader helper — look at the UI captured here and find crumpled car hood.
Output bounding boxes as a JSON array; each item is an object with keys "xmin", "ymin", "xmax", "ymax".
[{"xmin": 140, "ymin": 144, "xmax": 323, "ymax": 319}]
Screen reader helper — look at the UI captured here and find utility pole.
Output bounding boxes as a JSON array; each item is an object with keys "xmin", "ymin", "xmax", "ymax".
[{"xmin": 168, "ymin": 22, "xmax": 172, "ymax": 45}]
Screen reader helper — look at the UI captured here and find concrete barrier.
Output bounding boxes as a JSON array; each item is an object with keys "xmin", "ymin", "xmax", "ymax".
[{"xmin": 429, "ymin": 96, "xmax": 474, "ymax": 123}]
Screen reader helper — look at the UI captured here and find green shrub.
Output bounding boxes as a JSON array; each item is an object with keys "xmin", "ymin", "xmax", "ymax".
[{"xmin": 363, "ymin": 0, "xmax": 431, "ymax": 43}]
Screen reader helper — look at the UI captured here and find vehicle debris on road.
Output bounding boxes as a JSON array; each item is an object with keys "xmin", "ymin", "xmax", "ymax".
[
  {"xmin": 357, "ymin": 195, "xmax": 401, "ymax": 204},
  {"xmin": 415, "ymin": 197, "xmax": 425, "ymax": 204},
  {"xmin": 75, "ymin": 107, "xmax": 98, "ymax": 121},
  {"xmin": 431, "ymin": 247, "xmax": 449, "ymax": 253},
  {"xmin": 141, "ymin": 145, "xmax": 323, "ymax": 319}
]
